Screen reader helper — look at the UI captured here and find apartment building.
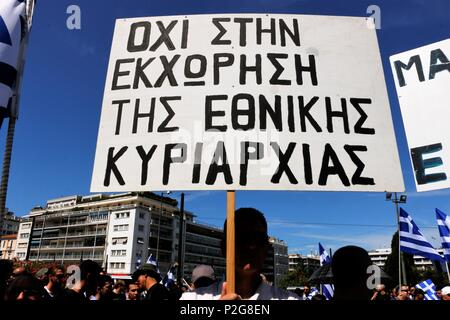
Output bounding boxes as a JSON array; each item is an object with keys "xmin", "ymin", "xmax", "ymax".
[{"xmin": 0, "ymin": 234, "xmax": 17, "ymax": 259}]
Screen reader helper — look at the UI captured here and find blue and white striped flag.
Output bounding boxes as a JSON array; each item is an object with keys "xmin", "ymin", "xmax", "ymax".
[
  {"xmin": 306, "ymin": 287, "xmax": 319, "ymax": 300},
  {"xmin": 399, "ymin": 208, "xmax": 444, "ymax": 261},
  {"xmin": 319, "ymin": 243, "xmax": 334, "ymax": 300},
  {"xmin": 0, "ymin": 0, "xmax": 29, "ymax": 123},
  {"xmin": 436, "ymin": 208, "xmax": 450, "ymax": 262},
  {"xmin": 146, "ymin": 253, "xmax": 161, "ymax": 275},
  {"xmin": 163, "ymin": 263, "xmax": 176, "ymax": 288},
  {"xmin": 416, "ymin": 279, "xmax": 439, "ymax": 300}
]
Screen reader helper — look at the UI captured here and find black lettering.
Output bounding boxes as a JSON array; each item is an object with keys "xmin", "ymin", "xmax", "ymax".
[
  {"xmin": 429, "ymin": 48, "xmax": 450, "ymax": 80},
  {"xmin": 279, "ymin": 18, "xmax": 300, "ymax": 47},
  {"xmin": 259, "ymin": 95, "xmax": 282, "ymax": 131},
  {"xmin": 350, "ymin": 98, "xmax": 375, "ymax": 135},
  {"xmin": 150, "ymin": 20, "xmax": 177, "ymax": 51},
  {"xmin": 326, "ymin": 97, "xmax": 350, "ymax": 134},
  {"xmin": 205, "ymin": 95, "xmax": 228, "ymax": 132},
  {"xmin": 256, "ymin": 18, "xmax": 276, "ymax": 45},
  {"xmin": 133, "ymin": 58, "xmax": 154, "ymax": 89},
  {"xmin": 112, "ymin": 59, "xmax": 134, "ymax": 90},
  {"xmin": 270, "ymin": 142, "xmax": 298, "ymax": 184},
  {"xmin": 163, "ymin": 143, "xmax": 187, "ymax": 185},
  {"xmin": 136, "ymin": 145, "xmax": 157, "ymax": 185},
  {"xmin": 240, "ymin": 142, "xmax": 264, "ymax": 186},
  {"xmin": 104, "ymin": 147, "xmax": 128, "ymax": 186},
  {"xmin": 411, "ymin": 143, "xmax": 447, "ymax": 185},
  {"xmin": 158, "ymin": 96, "xmax": 180, "ymax": 132},
  {"xmin": 299, "ymin": 96, "xmax": 322, "ymax": 132},
  {"xmin": 213, "ymin": 53, "xmax": 234, "ymax": 85},
  {"xmin": 154, "ymin": 55, "xmax": 180, "ymax": 87},
  {"xmin": 184, "ymin": 54, "xmax": 207, "ymax": 86},
  {"xmin": 287, "ymin": 95, "xmax": 295, "ymax": 132},
  {"xmin": 268, "ymin": 53, "xmax": 291, "ymax": 85},
  {"xmin": 192, "ymin": 143, "xmax": 203, "ymax": 184},
  {"xmin": 393, "ymin": 55, "xmax": 425, "ymax": 87},
  {"xmin": 181, "ymin": 20, "xmax": 189, "ymax": 49},
  {"xmin": 133, "ymin": 98, "xmax": 155, "ymax": 134},
  {"xmin": 211, "ymin": 18, "xmax": 231, "ymax": 45},
  {"xmin": 112, "ymin": 100, "xmax": 130, "ymax": 135},
  {"xmin": 206, "ymin": 141, "xmax": 233, "ymax": 185},
  {"xmin": 302, "ymin": 144, "xmax": 313, "ymax": 185},
  {"xmin": 232, "ymin": 94, "xmax": 255, "ymax": 131},
  {"xmin": 295, "ymin": 55, "xmax": 318, "ymax": 86},
  {"xmin": 234, "ymin": 18, "xmax": 253, "ymax": 47},
  {"xmin": 240, "ymin": 54, "xmax": 262, "ymax": 85},
  {"xmin": 344, "ymin": 145, "xmax": 375, "ymax": 185},
  {"xmin": 318, "ymin": 144, "xmax": 350, "ymax": 186},
  {"xmin": 127, "ymin": 22, "xmax": 150, "ymax": 52}
]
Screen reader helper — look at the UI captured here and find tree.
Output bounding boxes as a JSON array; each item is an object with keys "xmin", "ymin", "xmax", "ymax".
[
  {"xmin": 384, "ymin": 231, "xmax": 419, "ymax": 287},
  {"xmin": 278, "ymin": 258, "xmax": 317, "ymax": 289}
]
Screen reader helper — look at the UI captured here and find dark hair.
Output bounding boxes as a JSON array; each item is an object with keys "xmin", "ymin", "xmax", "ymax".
[
  {"xmin": 80, "ymin": 260, "xmax": 102, "ymax": 280},
  {"xmin": 223, "ymin": 208, "xmax": 268, "ymax": 233},
  {"xmin": 47, "ymin": 265, "xmax": 65, "ymax": 276},
  {"xmin": 332, "ymin": 246, "xmax": 371, "ymax": 287},
  {"xmin": 4, "ymin": 272, "xmax": 44, "ymax": 301}
]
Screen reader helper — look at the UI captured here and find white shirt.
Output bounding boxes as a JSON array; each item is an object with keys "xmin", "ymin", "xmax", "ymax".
[{"xmin": 180, "ymin": 280, "xmax": 300, "ymax": 300}]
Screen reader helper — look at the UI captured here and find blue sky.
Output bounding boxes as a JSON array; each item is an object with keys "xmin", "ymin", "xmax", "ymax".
[{"xmin": 2, "ymin": 0, "xmax": 450, "ymax": 254}]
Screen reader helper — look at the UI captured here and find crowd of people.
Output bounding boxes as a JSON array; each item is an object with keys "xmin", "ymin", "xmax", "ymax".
[{"xmin": 0, "ymin": 208, "xmax": 449, "ymax": 301}]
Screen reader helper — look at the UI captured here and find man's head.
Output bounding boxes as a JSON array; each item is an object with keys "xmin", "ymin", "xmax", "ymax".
[
  {"xmin": 376, "ymin": 284, "xmax": 386, "ymax": 293},
  {"xmin": 127, "ymin": 283, "xmax": 139, "ymax": 300},
  {"xmin": 132, "ymin": 263, "xmax": 161, "ymax": 290},
  {"xmin": 221, "ymin": 208, "xmax": 269, "ymax": 277},
  {"xmin": 79, "ymin": 260, "xmax": 102, "ymax": 295},
  {"xmin": 191, "ymin": 265, "xmax": 215, "ymax": 289},
  {"xmin": 46, "ymin": 266, "xmax": 65, "ymax": 288},
  {"xmin": 414, "ymin": 288, "xmax": 424, "ymax": 300},
  {"xmin": 331, "ymin": 246, "xmax": 372, "ymax": 300},
  {"xmin": 397, "ymin": 285, "xmax": 410, "ymax": 300},
  {"xmin": 97, "ymin": 275, "xmax": 114, "ymax": 299},
  {"xmin": 441, "ymin": 286, "xmax": 450, "ymax": 301}
]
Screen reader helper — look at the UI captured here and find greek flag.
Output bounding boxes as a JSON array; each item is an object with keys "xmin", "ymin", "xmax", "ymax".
[
  {"xmin": 399, "ymin": 208, "xmax": 444, "ymax": 261},
  {"xmin": 0, "ymin": 0, "xmax": 29, "ymax": 124},
  {"xmin": 306, "ymin": 287, "xmax": 319, "ymax": 300},
  {"xmin": 319, "ymin": 243, "xmax": 334, "ymax": 300},
  {"xmin": 436, "ymin": 208, "xmax": 450, "ymax": 262},
  {"xmin": 415, "ymin": 279, "xmax": 439, "ymax": 300},
  {"xmin": 163, "ymin": 263, "xmax": 176, "ymax": 288},
  {"xmin": 146, "ymin": 253, "xmax": 161, "ymax": 275}
]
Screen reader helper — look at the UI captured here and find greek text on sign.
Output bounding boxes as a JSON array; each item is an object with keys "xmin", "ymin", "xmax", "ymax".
[
  {"xmin": 91, "ymin": 14, "xmax": 404, "ymax": 192},
  {"xmin": 390, "ymin": 39, "xmax": 450, "ymax": 192}
]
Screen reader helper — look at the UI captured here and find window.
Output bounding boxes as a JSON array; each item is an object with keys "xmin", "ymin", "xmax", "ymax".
[
  {"xmin": 111, "ymin": 237, "xmax": 127, "ymax": 245},
  {"xmin": 113, "ymin": 224, "xmax": 129, "ymax": 232},
  {"xmin": 111, "ymin": 250, "xmax": 127, "ymax": 256},
  {"xmin": 115, "ymin": 212, "xmax": 130, "ymax": 219},
  {"xmin": 138, "ymin": 225, "xmax": 144, "ymax": 232},
  {"xmin": 139, "ymin": 212, "xmax": 145, "ymax": 219},
  {"xmin": 20, "ymin": 233, "xmax": 29, "ymax": 239},
  {"xmin": 137, "ymin": 237, "xmax": 144, "ymax": 244},
  {"xmin": 16, "ymin": 253, "xmax": 25, "ymax": 258},
  {"xmin": 17, "ymin": 243, "xmax": 28, "ymax": 249},
  {"xmin": 22, "ymin": 223, "xmax": 31, "ymax": 229},
  {"xmin": 109, "ymin": 262, "xmax": 125, "ymax": 269}
]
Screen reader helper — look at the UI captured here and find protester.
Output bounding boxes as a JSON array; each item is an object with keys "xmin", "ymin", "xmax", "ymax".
[
  {"xmin": 180, "ymin": 208, "xmax": 299, "ymax": 300},
  {"xmin": 112, "ymin": 280, "xmax": 126, "ymax": 300},
  {"xmin": 57, "ymin": 260, "xmax": 102, "ymax": 301},
  {"xmin": 331, "ymin": 245, "xmax": 372, "ymax": 301},
  {"xmin": 396, "ymin": 285, "xmax": 411, "ymax": 301},
  {"xmin": 191, "ymin": 265, "xmax": 216, "ymax": 289},
  {"xmin": 414, "ymin": 288, "xmax": 425, "ymax": 301},
  {"xmin": 441, "ymin": 286, "xmax": 450, "ymax": 301},
  {"xmin": 126, "ymin": 282, "xmax": 139, "ymax": 300},
  {"xmin": 132, "ymin": 263, "xmax": 169, "ymax": 300},
  {"xmin": 4, "ymin": 272, "xmax": 44, "ymax": 301},
  {"xmin": 42, "ymin": 266, "xmax": 65, "ymax": 299},
  {"xmin": 0, "ymin": 260, "xmax": 13, "ymax": 300},
  {"xmin": 371, "ymin": 284, "xmax": 390, "ymax": 301},
  {"xmin": 302, "ymin": 284, "xmax": 311, "ymax": 300}
]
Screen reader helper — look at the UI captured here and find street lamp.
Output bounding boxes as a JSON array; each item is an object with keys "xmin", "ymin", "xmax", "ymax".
[{"xmin": 386, "ymin": 192, "xmax": 407, "ymax": 289}]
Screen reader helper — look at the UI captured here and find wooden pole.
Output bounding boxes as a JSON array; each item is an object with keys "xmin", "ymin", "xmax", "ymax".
[{"xmin": 226, "ymin": 190, "xmax": 236, "ymax": 293}]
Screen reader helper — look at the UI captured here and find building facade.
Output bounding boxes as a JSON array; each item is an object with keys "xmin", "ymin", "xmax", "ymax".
[
  {"xmin": 15, "ymin": 192, "xmax": 290, "ymax": 284},
  {"xmin": 0, "ymin": 234, "xmax": 17, "ymax": 259},
  {"xmin": 288, "ymin": 253, "xmax": 320, "ymax": 272},
  {"xmin": 368, "ymin": 248, "xmax": 446, "ymax": 271},
  {"xmin": 0, "ymin": 211, "xmax": 21, "ymax": 236}
]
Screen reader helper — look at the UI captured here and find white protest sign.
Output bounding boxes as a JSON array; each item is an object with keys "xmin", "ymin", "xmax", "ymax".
[
  {"xmin": 390, "ymin": 39, "xmax": 450, "ymax": 192},
  {"xmin": 91, "ymin": 14, "xmax": 404, "ymax": 192}
]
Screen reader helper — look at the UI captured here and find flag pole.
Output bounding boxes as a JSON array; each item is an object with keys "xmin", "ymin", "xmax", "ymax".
[
  {"xmin": 0, "ymin": 0, "xmax": 35, "ymax": 224},
  {"xmin": 394, "ymin": 193, "xmax": 402, "ymax": 289},
  {"xmin": 226, "ymin": 190, "xmax": 236, "ymax": 294},
  {"xmin": 445, "ymin": 261, "xmax": 450, "ymax": 283}
]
